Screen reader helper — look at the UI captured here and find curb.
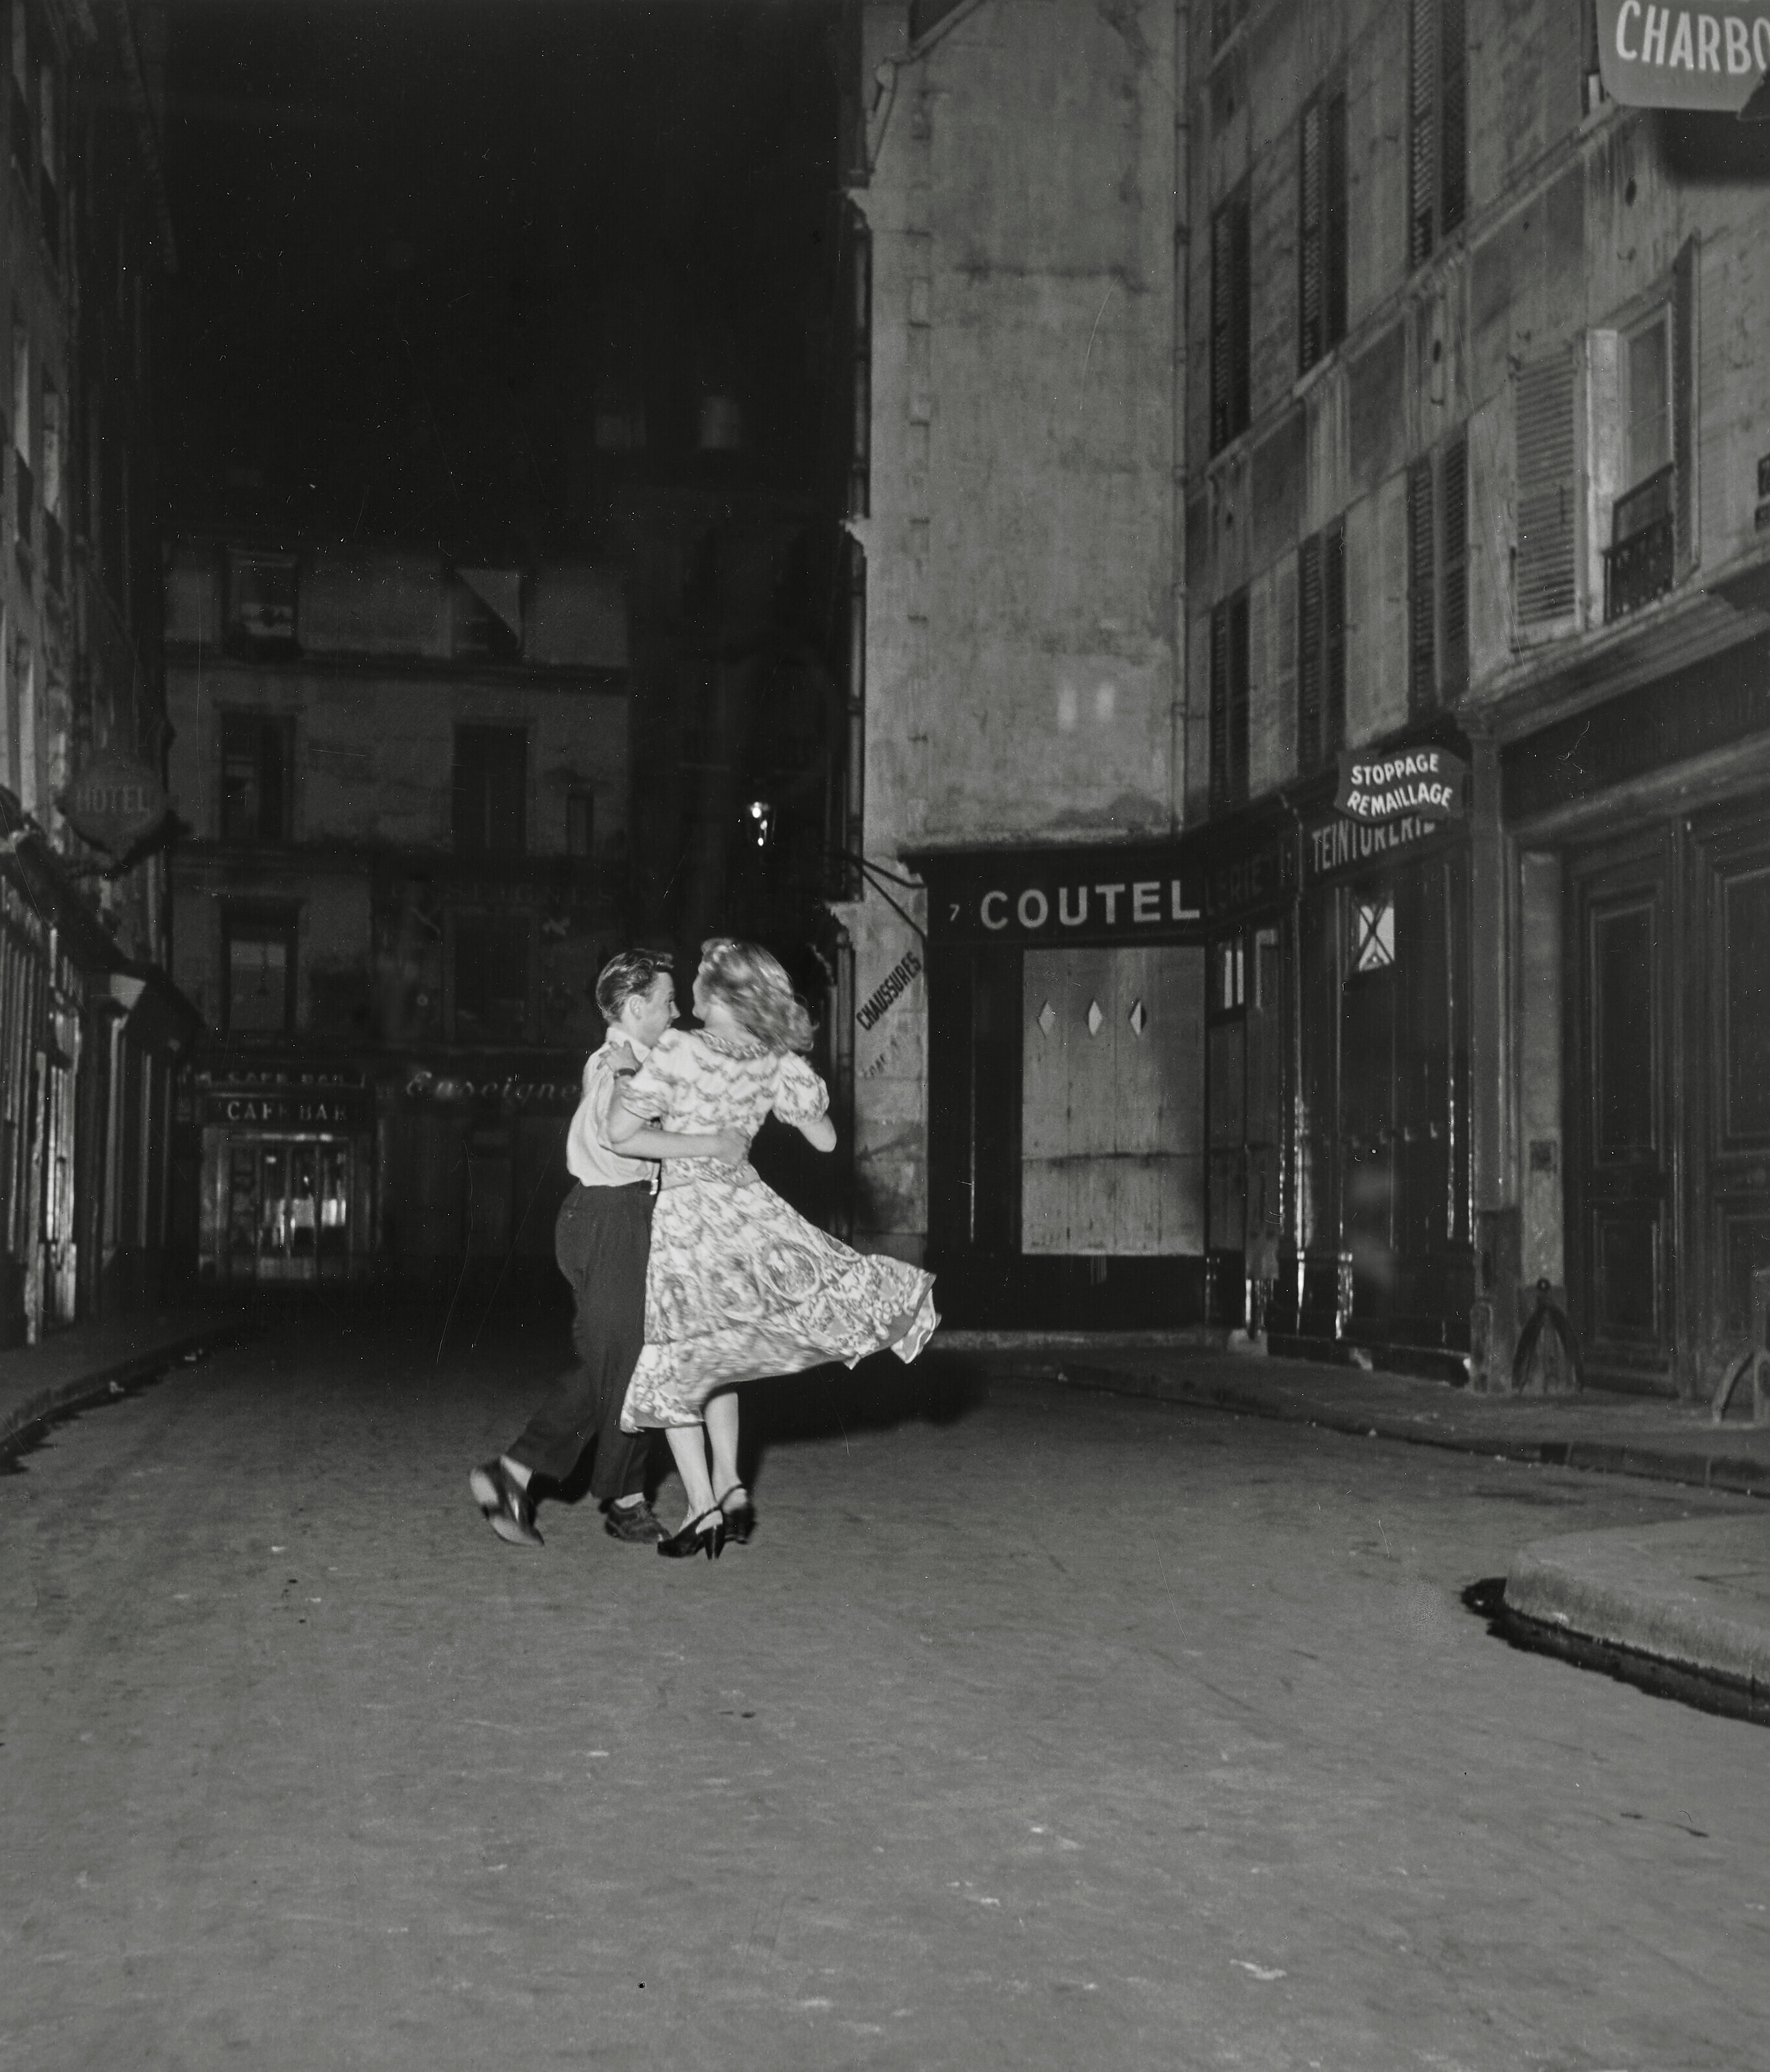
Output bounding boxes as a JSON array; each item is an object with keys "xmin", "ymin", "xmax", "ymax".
[
  {"xmin": 1034, "ymin": 1360, "xmax": 1770, "ymax": 1500},
  {"xmin": 0, "ymin": 1319, "xmax": 250, "ymax": 1458}
]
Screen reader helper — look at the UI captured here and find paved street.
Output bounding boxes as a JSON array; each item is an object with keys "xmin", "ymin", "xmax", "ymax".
[{"xmin": 3, "ymin": 1309, "xmax": 1766, "ymax": 2072}]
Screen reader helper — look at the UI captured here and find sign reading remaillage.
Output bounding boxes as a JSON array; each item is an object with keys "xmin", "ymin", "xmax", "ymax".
[
  {"xmin": 1597, "ymin": 2, "xmax": 1770, "ymax": 109},
  {"xmin": 1335, "ymin": 745, "xmax": 1467, "ymax": 824}
]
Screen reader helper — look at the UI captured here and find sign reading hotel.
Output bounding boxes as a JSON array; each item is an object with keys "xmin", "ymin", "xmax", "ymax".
[
  {"xmin": 56, "ymin": 752, "xmax": 168, "ymax": 855},
  {"xmin": 1597, "ymin": 3, "xmax": 1770, "ymax": 109}
]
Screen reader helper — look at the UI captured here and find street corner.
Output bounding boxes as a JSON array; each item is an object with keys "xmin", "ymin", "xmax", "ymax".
[{"xmin": 1503, "ymin": 1513, "xmax": 1770, "ymax": 1704}]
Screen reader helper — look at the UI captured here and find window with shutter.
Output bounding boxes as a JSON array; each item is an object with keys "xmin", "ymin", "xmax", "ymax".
[
  {"xmin": 1299, "ymin": 89, "xmax": 1348, "ymax": 376},
  {"xmin": 1295, "ymin": 521, "xmax": 1346, "ymax": 774},
  {"xmin": 1441, "ymin": 433, "xmax": 1469, "ymax": 698},
  {"xmin": 1297, "ymin": 533, "xmax": 1322, "ymax": 771},
  {"xmin": 1211, "ymin": 186, "xmax": 1251, "ymax": 453},
  {"xmin": 1408, "ymin": 457, "xmax": 1436, "ymax": 710},
  {"xmin": 1210, "ymin": 592, "xmax": 1250, "ymax": 811},
  {"xmin": 1409, "ymin": 0, "xmax": 1466, "ymax": 268},
  {"xmin": 1514, "ymin": 349, "xmax": 1578, "ymax": 629},
  {"xmin": 1672, "ymin": 236, "xmax": 1697, "ymax": 578}
]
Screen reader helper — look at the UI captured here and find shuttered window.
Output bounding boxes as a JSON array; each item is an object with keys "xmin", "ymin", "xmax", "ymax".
[
  {"xmin": 1408, "ymin": 457, "xmax": 1436, "ymax": 709},
  {"xmin": 1672, "ymin": 236, "xmax": 1698, "ymax": 578},
  {"xmin": 1514, "ymin": 349, "xmax": 1577, "ymax": 629},
  {"xmin": 1211, "ymin": 185, "xmax": 1251, "ymax": 454},
  {"xmin": 1295, "ymin": 521, "xmax": 1345, "ymax": 774},
  {"xmin": 1210, "ymin": 591, "xmax": 1251, "ymax": 811},
  {"xmin": 1441, "ymin": 431, "xmax": 1469, "ymax": 697},
  {"xmin": 1299, "ymin": 88, "xmax": 1348, "ymax": 375},
  {"xmin": 1409, "ymin": 0, "xmax": 1466, "ymax": 269}
]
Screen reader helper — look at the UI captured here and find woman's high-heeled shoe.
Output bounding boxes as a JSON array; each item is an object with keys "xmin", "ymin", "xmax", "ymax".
[
  {"xmin": 715, "ymin": 1487, "xmax": 756, "ymax": 1546},
  {"xmin": 657, "ymin": 1507, "xmax": 725, "ymax": 1561}
]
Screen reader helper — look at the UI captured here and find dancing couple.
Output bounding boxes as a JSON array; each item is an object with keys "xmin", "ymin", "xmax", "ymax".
[{"xmin": 471, "ymin": 938, "xmax": 937, "ymax": 1557}]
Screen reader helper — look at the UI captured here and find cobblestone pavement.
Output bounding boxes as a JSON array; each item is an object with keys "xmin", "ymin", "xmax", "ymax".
[{"xmin": 3, "ymin": 1307, "xmax": 1765, "ymax": 2072}]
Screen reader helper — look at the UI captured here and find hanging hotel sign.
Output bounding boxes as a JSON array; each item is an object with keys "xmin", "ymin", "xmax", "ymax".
[
  {"xmin": 56, "ymin": 753, "xmax": 168, "ymax": 855},
  {"xmin": 1596, "ymin": 3, "xmax": 1770, "ymax": 109},
  {"xmin": 1334, "ymin": 746, "xmax": 1467, "ymax": 824}
]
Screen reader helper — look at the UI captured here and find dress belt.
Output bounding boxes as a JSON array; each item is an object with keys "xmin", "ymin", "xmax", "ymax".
[{"xmin": 661, "ymin": 1159, "xmax": 757, "ymax": 1192}]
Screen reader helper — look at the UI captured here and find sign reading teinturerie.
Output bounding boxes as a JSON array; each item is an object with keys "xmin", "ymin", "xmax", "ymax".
[
  {"xmin": 56, "ymin": 752, "xmax": 168, "ymax": 854},
  {"xmin": 1335, "ymin": 746, "xmax": 1466, "ymax": 824},
  {"xmin": 1596, "ymin": 2, "xmax": 1770, "ymax": 110}
]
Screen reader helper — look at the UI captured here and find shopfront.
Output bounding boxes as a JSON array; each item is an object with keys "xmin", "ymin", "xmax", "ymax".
[
  {"xmin": 1503, "ymin": 632, "xmax": 1770, "ymax": 1399},
  {"xmin": 196, "ymin": 1075, "xmax": 374, "ymax": 1284},
  {"xmin": 916, "ymin": 817, "xmax": 1294, "ymax": 1327},
  {"xmin": 1256, "ymin": 728, "xmax": 1475, "ymax": 1377}
]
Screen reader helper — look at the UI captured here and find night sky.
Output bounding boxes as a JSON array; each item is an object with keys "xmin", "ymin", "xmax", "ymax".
[{"xmin": 161, "ymin": 0, "xmax": 843, "ymax": 551}]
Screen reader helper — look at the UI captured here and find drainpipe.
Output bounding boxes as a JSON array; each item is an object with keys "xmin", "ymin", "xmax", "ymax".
[{"xmin": 1171, "ymin": 1, "xmax": 1191, "ymax": 830}]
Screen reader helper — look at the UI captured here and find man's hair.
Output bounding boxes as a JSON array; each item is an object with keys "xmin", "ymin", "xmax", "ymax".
[{"xmin": 595, "ymin": 947, "xmax": 674, "ymax": 1025}]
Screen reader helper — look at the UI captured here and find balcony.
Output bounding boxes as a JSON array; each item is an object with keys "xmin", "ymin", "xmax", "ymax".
[{"xmin": 1604, "ymin": 463, "xmax": 1675, "ymax": 623}]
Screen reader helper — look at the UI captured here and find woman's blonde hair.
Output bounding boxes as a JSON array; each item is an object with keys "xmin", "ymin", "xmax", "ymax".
[{"xmin": 698, "ymin": 937, "xmax": 815, "ymax": 1053}]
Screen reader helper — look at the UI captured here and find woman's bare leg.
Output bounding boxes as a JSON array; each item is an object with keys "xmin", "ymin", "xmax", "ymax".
[
  {"xmin": 705, "ymin": 1390, "xmax": 742, "ymax": 1504},
  {"xmin": 663, "ymin": 1423, "xmax": 716, "ymax": 1526}
]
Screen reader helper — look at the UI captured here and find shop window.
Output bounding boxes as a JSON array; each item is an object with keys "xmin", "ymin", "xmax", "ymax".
[
  {"xmin": 566, "ymin": 789, "xmax": 595, "ymax": 859},
  {"xmin": 1298, "ymin": 85, "xmax": 1347, "ymax": 376},
  {"xmin": 1297, "ymin": 519, "xmax": 1346, "ymax": 772},
  {"xmin": 1214, "ymin": 938, "xmax": 1246, "ymax": 1015},
  {"xmin": 1210, "ymin": 182, "xmax": 1251, "ymax": 455},
  {"xmin": 224, "ymin": 913, "xmax": 297, "ymax": 1034},
  {"xmin": 453, "ymin": 724, "xmax": 527, "ymax": 854},
  {"xmin": 1351, "ymin": 892, "xmax": 1396, "ymax": 976},
  {"xmin": 1209, "ymin": 591, "xmax": 1250, "ymax": 813},
  {"xmin": 1408, "ymin": 0, "xmax": 1466, "ymax": 269},
  {"xmin": 450, "ymin": 910, "xmax": 532, "ymax": 1041},
  {"xmin": 220, "ymin": 712, "xmax": 290, "ymax": 842}
]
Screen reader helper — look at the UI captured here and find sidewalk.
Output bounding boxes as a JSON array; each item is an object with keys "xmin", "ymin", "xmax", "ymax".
[
  {"xmin": 942, "ymin": 1329, "xmax": 1770, "ymax": 1718},
  {"xmin": 0, "ymin": 1307, "xmax": 247, "ymax": 1455}
]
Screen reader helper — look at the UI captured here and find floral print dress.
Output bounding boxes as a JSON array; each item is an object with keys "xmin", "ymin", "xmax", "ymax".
[{"xmin": 617, "ymin": 1027, "xmax": 938, "ymax": 1430}]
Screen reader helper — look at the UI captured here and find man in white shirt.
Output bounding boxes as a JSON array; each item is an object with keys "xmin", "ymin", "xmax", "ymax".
[{"xmin": 469, "ymin": 949, "xmax": 744, "ymax": 1548}]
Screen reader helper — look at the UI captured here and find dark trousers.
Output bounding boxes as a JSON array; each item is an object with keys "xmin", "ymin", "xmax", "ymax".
[{"xmin": 506, "ymin": 1182, "xmax": 654, "ymax": 1503}]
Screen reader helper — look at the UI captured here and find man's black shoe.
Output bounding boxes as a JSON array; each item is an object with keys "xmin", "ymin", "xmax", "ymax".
[
  {"xmin": 604, "ymin": 1498, "xmax": 667, "ymax": 1544},
  {"xmin": 469, "ymin": 1459, "xmax": 543, "ymax": 1548}
]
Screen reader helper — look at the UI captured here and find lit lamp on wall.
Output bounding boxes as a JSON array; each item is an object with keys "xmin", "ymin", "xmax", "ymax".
[{"xmin": 742, "ymin": 798, "xmax": 775, "ymax": 850}]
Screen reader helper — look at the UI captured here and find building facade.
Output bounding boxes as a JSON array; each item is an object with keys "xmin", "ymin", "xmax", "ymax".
[
  {"xmin": 1, "ymin": 0, "xmax": 192, "ymax": 1344},
  {"xmin": 845, "ymin": 0, "xmax": 1770, "ymax": 1399},
  {"xmin": 162, "ymin": 540, "xmax": 630, "ymax": 1289}
]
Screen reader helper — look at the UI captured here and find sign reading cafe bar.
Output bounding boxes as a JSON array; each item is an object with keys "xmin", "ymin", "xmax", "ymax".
[{"xmin": 1598, "ymin": 1, "xmax": 1770, "ymax": 110}]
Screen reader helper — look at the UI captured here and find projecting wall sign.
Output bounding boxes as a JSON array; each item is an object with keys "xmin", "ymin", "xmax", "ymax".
[
  {"xmin": 56, "ymin": 752, "xmax": 168, "ymax": 855},
  {"xmin": 1334, "ymin": 746, "xmax": 1468, "ymax": 824}
]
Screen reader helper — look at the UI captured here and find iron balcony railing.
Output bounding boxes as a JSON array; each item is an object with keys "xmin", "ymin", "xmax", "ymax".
[{"xmin": 1604, "ymin": 462, "xmax": 1675, "ymax": 622}]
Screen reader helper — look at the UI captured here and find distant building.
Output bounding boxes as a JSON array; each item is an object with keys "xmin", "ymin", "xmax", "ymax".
[
  {"xmin": 0, "ymin": 0, "xmax": 194, "ymax": 1344},
  {"xmin": 846, "ymin": 0, "xmax": 1770, "ymax": 1402},
  {"xmin": 162, "ymin": 540, "xmax": 630, "ymax": 1288}
]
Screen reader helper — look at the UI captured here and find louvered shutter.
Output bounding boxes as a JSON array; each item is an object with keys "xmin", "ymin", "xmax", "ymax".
[
  {"xmin": 1515, "ymin": 350, "xmax": 1577, "ymax": 627},
  {"xmin": 1441, "ymin": 432, "xmax": 1468, "ymax": 698},
  {"xmin": 1212, "ymin": 204, "xmax": 1234, "ymax": 452},
  {"xmin": 1409, "ymin": 0, "xmax": 1438, "ymax": 267},
  {"xmin": 1210, "ymin": 600, "xmax": 1231, "ymax": 807},
  {"xmin": 1324, "ymin": 91, "xmax": 1348, "ymax": 349},
  {"xmin": 1673, "ymin": 236, "xmax": 1698, "ymax": 578},
  {"xmin": 1300, "ymin": 100, "xmax": 1323, "ymax": 374},
  {"xmin": 1297, "ymin": 531, "xmax": 1323, "ymax": 770},
  {"xmin": 1408, "ymin": 457, "xmax": 1436, "ymax": 709},
  {"xmin": 1228, "ymin": 591, "xmax": 1251, "ymax": 805},
  {"xmin": 1440, "ymin": 0, "xmax": 1466, "ymax": 237},
  {"xmin": 1323, "ymin": 521, "xmax": 1347, "ymax": 754}
]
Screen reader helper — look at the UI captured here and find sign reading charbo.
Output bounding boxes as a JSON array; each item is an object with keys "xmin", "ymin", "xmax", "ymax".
[
  {"xmin": 56, "ymin": 752, "xmax": 168, "ymax": 855},
  {"xmin": 1335, "ymin": 745, "xmax": 1466, "ymax": 824},
  {"xmin": 1598, "ymin": 2, "xmax": 1770, "ymax": 110}
]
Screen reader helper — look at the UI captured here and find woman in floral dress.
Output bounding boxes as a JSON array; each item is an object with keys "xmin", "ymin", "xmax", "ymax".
[{"xmin": 606, "ymin": 938, "xmax": 938, "ymax": 1556}]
